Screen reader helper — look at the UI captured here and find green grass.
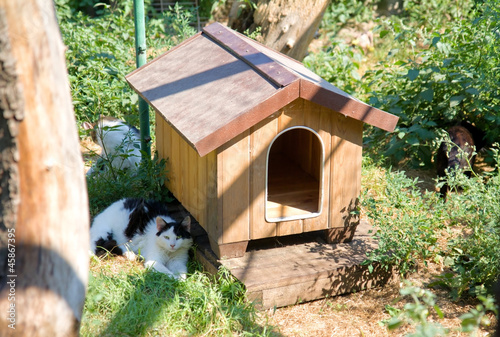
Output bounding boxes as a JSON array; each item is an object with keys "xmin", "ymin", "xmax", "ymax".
[{"xmin": 81, "ymin": 257, "xmax": 278, "ymax": 336}]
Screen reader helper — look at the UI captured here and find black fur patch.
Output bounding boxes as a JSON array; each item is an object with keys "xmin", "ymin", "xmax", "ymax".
[
  {"xmin": 129, "ymin": 125, "xmax": 140, "ymax": 136},
  {"xmin": 436, "ymin": 125, "xmax": 476, "ymax": 198},
  {"xmin": 122, "ymin": 198, "xmax": 185, "ymax": 239},
  {"xmin": 95, "ymin": 232, "xmax": 123, "ymax": 257},
  {"xmin": 173, "ymin": 221, "xmax": 191, "ymax": 239}
]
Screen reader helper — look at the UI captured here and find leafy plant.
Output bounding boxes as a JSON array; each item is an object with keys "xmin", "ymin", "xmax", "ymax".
[
  {"xmin": 362, "ymin": 146, "xmax": 500, "ymax": 301},
  {"xmin": 304, "ymin": 41, "xmax": 364, "ymax": 95},
  {"xmin": 384, "ymin": 283, "xmax": 497, "ymax": 336},
  {"xmin": 460, "ymin": 294, "xmax": 498, "ymax": 334},
  {"xmin": 321, "ymin": 0, "xmax": 377, "ymax": 36},
  {"xmin": 362, "ymin": 169, "xmax": 447, "ymax": 275},
  {"xmin": 363, "ymin": 1, "xmax": 500, "ymax": 167},
  {"xmin": 385, "ymin": 284, "xmax": 448, "ymax": 337},
  {"xmin": 436, "ymin": 174, "xmax": 500, "ymax": 299},
  {"xmin": 86, "ymin": 151, "xmax": 171, "ymax": 217}
]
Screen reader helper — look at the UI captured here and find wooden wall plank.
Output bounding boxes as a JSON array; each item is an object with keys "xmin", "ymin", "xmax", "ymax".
[
  {"xmin": 206, "ymin": 150, "xmax": 218, "ymax": 238},
  {"xmin": 330, "ymin": 113, "xmax": 363, "ymax": 228},
  {"xmin": 250, "ymin": 114, "xmax": 280, "ymax": 239},
  {"xmin": 196, "ymin": 150, "xmax": 208, "ymax": 227},
  {"xmin": 169, "ymin": 122, "xmax": 182, "ymax": 199},
  {"xmin": 220, "ymin": 130, "xmax": 251, "ymax": 244},
  {"xmin": 180, "ymin": 139, "xmax": 190, "ymax": 211},
  {"xmin": 275, "ymin": 99, "xmax": 304, "ymax": 236},
  {"xmin": 303, "ymin": 102, "xmax": 331, "ymax": 232},
  {"xmin": 184, "ymin": 140, "xmax": 199, "ymax": 217},
  {"xmin": 161, "ymin": 120, "xmax": 176, "ymax": 196}
]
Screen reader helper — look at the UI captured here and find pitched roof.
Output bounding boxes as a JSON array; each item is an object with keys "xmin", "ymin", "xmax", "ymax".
[{"xmin": 126, "ymin": 22, "xmax": 398, "ymax": 157}]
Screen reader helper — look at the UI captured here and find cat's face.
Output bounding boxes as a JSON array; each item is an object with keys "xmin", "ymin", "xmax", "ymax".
[{"xmin": 156, "ymin": 216, "xmax": 192, "ymax": 252}]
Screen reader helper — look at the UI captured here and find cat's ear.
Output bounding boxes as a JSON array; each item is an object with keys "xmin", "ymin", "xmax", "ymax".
[
  {"xmin": 156, "ymin": 216, "xmax": 167, "ymax": 232},
  {"xmin": 82, "ymin": 122, "xmax": 94, "ymax": 130},
  {"xmin": 181, "ymin": 216, "xmax": 191, "ymax": 232}
]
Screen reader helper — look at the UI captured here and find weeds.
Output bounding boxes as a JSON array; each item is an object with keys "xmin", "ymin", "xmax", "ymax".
[
  {"xmin": 362, "ymin": 169, "xmax": 447, "ymax": 275},
  {"xmin": 86, "ymin": 152, "xmax": 171, "ymax": 217},
  {"xmin": 384, "ymin": 283, "xmax": 497, "ymax": 337},
  {"xmin": 362, "ymin": 148, "xmax": 500, "ymax": 304}
]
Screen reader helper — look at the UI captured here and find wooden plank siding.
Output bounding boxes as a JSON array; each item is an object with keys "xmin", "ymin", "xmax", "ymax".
[
  {"xmin": 205, "ymin": 150, "xmax": 218, "ymax": 242},
  {"xmin": 159, "ymin": 116, "xmax": 215, "ymax": 235},
  {"xmin": 219, "ymin": 130, "xmax": 251, "ymax": 245},
  {"xmin": 303, "ymin": 101, "xmax": 331, "ymax": 232},
  {"xmin": 249, "ymin": 114, "xmax": 280, "ymax": 240},
  {"xmin": 157, "ymin": 98, "xmax": 362, "ymax": 257},
  {"xmin": 329, "ymin": 112, "xmax": 363, "ymax": 228}
]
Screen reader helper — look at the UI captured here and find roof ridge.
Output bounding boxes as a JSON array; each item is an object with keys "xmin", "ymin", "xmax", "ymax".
[{"xmin": 202, "ymin": 22, "xmax": 298, "ymax": 88}]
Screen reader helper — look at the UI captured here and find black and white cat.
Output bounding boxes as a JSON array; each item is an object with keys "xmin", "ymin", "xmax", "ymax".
[
  {"xmin": 90, "ymin": 198, "xmax": 193, "ymax": 279},
  {"xmin": 83, "ymin": 116, "xmax": 141, "ymax": 175}
]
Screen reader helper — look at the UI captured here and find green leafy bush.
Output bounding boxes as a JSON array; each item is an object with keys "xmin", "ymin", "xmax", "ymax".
[
  {"xmin": 362, "ymin": 148, "xmax": 500, "ymax": 301},
  {"xmin": 364, "ymin": 1, "xmax": 500, "ymax": 167},
  {"xmin": 303, "ymin": 42, "xmax": 364, "ymax": 96},
  {"xmin": 86, "ymin": 152, "xmax": 171, "ymax": 217},
  {"xmin": 362, "ymin": 169, "xmax": 447, "ymax": 275},
  {"xmin": 321, "ymin": 0, "xmax": 376, "ymax": 36},
  {"xmin": 433, "ymin": 145, "xmax": 500, "ymax": 299}
]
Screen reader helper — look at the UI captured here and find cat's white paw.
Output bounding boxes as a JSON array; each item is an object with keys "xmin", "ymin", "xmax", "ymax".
[{"xmin": 124, "ymin": 251, "xmax": 136, "ymax": 261}]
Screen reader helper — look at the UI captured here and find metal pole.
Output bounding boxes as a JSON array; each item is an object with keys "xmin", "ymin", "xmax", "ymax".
[{"xmin": 133, "ymin": 0, "xmax": 151, "ymax": 159}]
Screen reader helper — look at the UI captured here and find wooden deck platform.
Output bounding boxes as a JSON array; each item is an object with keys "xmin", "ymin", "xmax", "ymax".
[{"xmin": 191, "ymin": 219, "xmax": 398, "ymax": 309}]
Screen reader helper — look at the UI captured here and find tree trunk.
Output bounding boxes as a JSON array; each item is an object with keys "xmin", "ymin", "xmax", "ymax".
[
  {"xmin": 0, "ymin": 1, "xmax": 89, "ymax": 336},
  {"xmin": 252, "ymin": 0, "xmax": 330, "ymax": 61}
]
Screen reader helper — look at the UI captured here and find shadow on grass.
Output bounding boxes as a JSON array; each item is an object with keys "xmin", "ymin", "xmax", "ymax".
[{"xmin": 83, "ymin": 262, "xmax": 282, "ymax": 337}]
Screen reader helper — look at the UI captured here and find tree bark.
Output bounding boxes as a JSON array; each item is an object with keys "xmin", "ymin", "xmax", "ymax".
[
  {"xmin": 0, "ymin": 1, "xmax": 89, "ymax": 336},
  {"xmin": 252, "ymin": 0, "xmax": 330, "ymax": 61}
]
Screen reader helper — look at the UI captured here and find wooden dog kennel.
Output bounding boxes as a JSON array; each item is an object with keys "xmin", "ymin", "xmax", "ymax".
[{"xmin": 126, "ymin": 22, "xmax": 398, "ymax": 258}]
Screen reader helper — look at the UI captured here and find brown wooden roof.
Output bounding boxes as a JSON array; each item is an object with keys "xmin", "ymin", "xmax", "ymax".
[{"xmin": 126, "ymin": 22, "xmax": 398, "ymax": 157}]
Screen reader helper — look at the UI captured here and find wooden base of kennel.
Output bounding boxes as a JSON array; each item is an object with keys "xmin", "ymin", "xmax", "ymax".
[{"xmin": 192, "ymin": 220, "xmax": 398, "ymax": 309}]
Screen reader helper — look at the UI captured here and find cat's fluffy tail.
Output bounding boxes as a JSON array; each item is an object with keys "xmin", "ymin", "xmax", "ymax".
[{"xmin": 93, "ymin": 235, "xmax": 123, "ymax": 257}]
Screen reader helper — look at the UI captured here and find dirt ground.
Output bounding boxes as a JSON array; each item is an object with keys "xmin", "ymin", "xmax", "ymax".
[{"xmin": 265, "ymin": 261, "xmax": 497, "ymax": 337}]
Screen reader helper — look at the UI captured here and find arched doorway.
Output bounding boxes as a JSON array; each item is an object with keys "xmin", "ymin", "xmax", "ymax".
[{"xmin": 265, "ymin": 127, "xmax": 324, "ymax": 222}]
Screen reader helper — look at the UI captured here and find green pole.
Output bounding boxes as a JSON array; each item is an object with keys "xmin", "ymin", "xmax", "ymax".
[{"xmin": 133, "ymin": 0, "xmax": 151, "ymax": 159}]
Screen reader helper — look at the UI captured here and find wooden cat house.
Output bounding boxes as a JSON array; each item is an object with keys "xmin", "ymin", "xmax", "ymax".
[{"xmin": 126, "ymin": 22, "xmax": 398, "ymax": 259}]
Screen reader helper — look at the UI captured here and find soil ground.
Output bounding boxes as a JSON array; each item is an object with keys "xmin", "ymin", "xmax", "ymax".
[{"xmin": 265, "ymin": 262, "xmax": 496, "ymax": 336}]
